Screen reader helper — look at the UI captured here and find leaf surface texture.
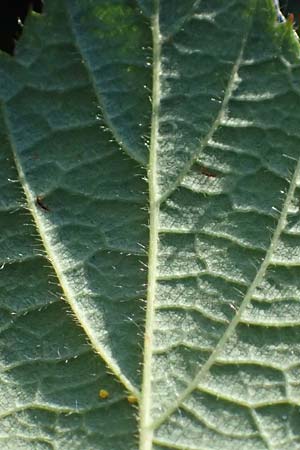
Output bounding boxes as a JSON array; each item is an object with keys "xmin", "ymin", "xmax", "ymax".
[{"xmin": 1, "ymin": 1, "xmax": 300, "ymax": 449}]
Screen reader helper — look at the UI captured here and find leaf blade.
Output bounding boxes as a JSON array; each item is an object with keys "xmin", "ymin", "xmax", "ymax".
[{"xmin": 1, "ymin": 1, "xmax": 300, "ymax": 449}]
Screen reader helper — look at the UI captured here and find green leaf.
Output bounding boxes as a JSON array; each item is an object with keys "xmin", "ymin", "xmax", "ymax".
[{"xmin": 1, "ymin": 1, "xmax": 300, "ymax": 449}]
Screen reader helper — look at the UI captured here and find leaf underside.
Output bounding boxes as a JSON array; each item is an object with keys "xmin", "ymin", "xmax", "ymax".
[{"xmin": 1, "ymin": 1, "xmax": 300, "ymax": 449}]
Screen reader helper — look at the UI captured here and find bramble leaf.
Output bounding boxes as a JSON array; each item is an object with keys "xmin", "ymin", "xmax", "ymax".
[{"xmin": 1, "ymin": 1, "xmax": 300, "ymax": 449}]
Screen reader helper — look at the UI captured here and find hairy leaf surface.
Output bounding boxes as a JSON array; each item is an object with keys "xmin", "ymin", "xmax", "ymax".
[{"xmin": 1, "ymin": 1, "xmax": 300, "ymax": 449}]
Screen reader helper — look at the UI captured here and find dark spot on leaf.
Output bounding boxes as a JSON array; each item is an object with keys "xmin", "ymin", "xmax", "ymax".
[
  {"xmin": 36, "ymin": 195, "xmax": 50, "ymax": 212},
  {"xmin": 197, "ymin": 166, "xmax": 219, "ymax": 178}
]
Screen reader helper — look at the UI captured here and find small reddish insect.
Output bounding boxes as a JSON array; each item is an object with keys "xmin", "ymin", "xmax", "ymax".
[
  {"xmin": 36, "ymin": 195, "xmax": 50, "ymax": 212},
  {"xmin": 288, "ymin": 13, "xmax": 295, "ymax": 25},
  {"xmin": 197, "ymin": 166, "xmax": 219, "ymax": 178}
]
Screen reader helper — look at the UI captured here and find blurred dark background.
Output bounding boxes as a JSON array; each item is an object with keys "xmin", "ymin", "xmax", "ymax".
[
  {"xmin": 280, "ymin": 0, "xmax": 300, "ymax": 16},
  {"xmin": 279, "ymin": 0, "xmax": 300, "ymax": 30},
  {"xmin": 0, "ymin": 1, "xmax": 297, "ymax": 56},
  {"xmin": 0, "ymin": 0, "xmax": 43, "ymax": 55}
]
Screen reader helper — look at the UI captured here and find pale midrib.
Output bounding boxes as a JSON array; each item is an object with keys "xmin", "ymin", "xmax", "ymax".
[
  {"xmin": 159, "ymin": 34, "xmax": 247, "ymax": 204},
  {"xmin": 151, "ymin": 157, "xmax": 300, "ymax": 431},
  {"xmin": 1, "ymin": 102, "xmax": 139, "ymax": 399},
  {"xmin": 139, "ymin": 2, "xmax": 161, "ymax": 449}
]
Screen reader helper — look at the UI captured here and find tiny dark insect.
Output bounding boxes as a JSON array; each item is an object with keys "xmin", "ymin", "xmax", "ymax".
[
  {"xmin": 36, "ymin": 195, "xmax": 50, "ymax": 212},
  {"xmin": 197, "ymin": 166, "xmax": 219, "ymax": 178}
]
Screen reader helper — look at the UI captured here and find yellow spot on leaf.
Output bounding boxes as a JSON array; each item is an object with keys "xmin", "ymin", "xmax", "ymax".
[
  {"xmin": 127, "ymin": 395, "xmax": 137, "ymax": 404},
  {"xmin": 99, "ymin": 389, "xmax": 109, "ymax": 399}
]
